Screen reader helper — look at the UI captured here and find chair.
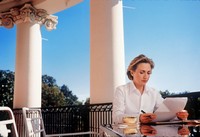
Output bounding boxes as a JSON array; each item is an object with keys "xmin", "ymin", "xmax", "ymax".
[
  {"xmin": 22, "ymin": 107, "xmax": 99, "ymax": 137},
  {"xmin": 0, "ymin": 106, "xmax": 19, "ymax": 137}
]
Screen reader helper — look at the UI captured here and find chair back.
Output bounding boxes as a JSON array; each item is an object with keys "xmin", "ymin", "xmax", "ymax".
[
  {"xmin": 22, "ymin": 107, "xmax": 46, "ymax": 137},
  {"xmin": 22, "ymin": 107, "xmax": 100, "ymax": 137},
  {"xmin": 0, "ymin": 106, "xmax": 19, "ymax": 137}
]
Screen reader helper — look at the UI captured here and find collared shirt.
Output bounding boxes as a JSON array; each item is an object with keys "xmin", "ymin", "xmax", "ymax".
[{"xmin": 113, "ymin": 82, "xmax": 164, "ymax": 124}]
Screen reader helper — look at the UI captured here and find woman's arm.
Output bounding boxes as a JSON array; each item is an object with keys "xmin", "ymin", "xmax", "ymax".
[{"xmin": 113, "ymin": 87, "xmax": 139, "ymax": 124}]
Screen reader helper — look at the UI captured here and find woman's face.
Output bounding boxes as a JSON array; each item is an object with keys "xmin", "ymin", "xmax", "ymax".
[{"xmin": 131, "ymin": 63, "xmax": 152, "ymax": 87}]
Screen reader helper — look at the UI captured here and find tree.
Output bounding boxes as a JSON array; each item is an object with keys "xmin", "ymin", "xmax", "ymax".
[
  {"xmin": 42, "ymin": 75, "xmax": 57, "ymax": 87},
  {"xmin": 160, "ymin": 90, "xmax": 170, "ymax": 97},
  {"xmin": 60, "ymin": 85, "xmax": 82, "ymax": 105},
  {"xmin": 84, "ymin": 98, "xmax": 90, "ymax": 105},
  {"xmin": 0, "ymin": 70, "xmax": 82, "ymax": 108},
  {"xmin": 42, "ymin": 75, "xmax": 82, "ymax": 107},
  {"xmin": 42, "ymin": 75, "xmax": 67, "ymax": 107},
  {"xmin": 160, "ymin": 90, "xmax": 189, "ymax": 98},
  {"xmin": 42, "ymin": 84, "xmax": 66, "ymax": 107},
  {"xmin": 0, "ymin": 70, "xmax": 14, "ymax": 108}
]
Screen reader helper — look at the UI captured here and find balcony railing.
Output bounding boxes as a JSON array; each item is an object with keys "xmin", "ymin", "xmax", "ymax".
[
  {"xmin": 13, "ymin": 103, "xmax": 112, "ymax": 137},
  {"xmin": 12, "ymin": 92, "xmax": 200, "ymax": 137}
]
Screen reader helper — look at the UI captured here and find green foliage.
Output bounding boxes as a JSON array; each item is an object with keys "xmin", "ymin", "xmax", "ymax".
[
  {"xmin": 42, "ymin": 84, "xmax": 66, "ymax": 107},
  {"xmin": 159, "ymin": 90, "xmax": 176, "ymax": 97},
  {"xmin": 0, "ymin": 70, "xmax": 14, "ymax": 108},
  {"xmin": 160, "ymin": 90, "xmax": 190, "ymax": 98},
  {"xmin": 42, "ymin": 75, "xmax": 57, "ymax": 87},
  {"xmin": 41, "ymin": 75, "xmax": 66, "ymax": 107},
  {"xmin": 42, "ymin": 75, "xmax": 82, "ymax": 107},
  {"xmin": 60, "ymin": 85, "xmax": 82, "ymax": 105},
  {"xmin": 84, "ymin": 97, "xmax": 90, "ymax": 105},
  {"xmin": 0, "ymin": 70, "xmax": 83, "ymax": 108}
]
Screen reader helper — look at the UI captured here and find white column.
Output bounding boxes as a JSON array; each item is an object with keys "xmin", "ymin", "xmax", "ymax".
[
  {"xmin": 90, "ymin": 0, "xmax": 126, "ymax": 103},
  {"xmin": 13, "ymin": 22, "xmax": 42, "ymax": 108}
]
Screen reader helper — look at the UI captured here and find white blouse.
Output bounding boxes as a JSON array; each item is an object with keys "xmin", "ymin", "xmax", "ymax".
[{"xmin": 113, "ymin": 82, "xmax": 164, "ymax": 124}]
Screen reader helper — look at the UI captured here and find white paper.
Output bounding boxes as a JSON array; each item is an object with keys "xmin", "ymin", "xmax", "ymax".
[{"xmin": 153, "ymin": 97, "xmax": 188, "ymax": 122}]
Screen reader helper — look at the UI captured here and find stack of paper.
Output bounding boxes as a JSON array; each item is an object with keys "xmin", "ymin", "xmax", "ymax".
[{"xmin": 153, "ymin": 97, "xmax": 188, "ymax": 122}]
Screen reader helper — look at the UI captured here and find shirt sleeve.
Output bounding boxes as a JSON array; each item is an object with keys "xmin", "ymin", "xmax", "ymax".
[
  {"xmin": 154, "ymin": 92, "xmax": 164, "ymax": 112},
  {"xmin": 112, "ymin": 86, "xmax": 139, "ymax": 124}
]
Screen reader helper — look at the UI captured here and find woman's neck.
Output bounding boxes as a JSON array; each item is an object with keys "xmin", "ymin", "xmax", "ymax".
[{"xmin": 133, "ymin": 82, "xmax": 144, "ymax": 94}]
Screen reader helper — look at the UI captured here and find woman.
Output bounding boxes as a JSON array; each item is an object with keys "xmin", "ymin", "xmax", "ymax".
[{"xmin": 113, "ymin": 54, "xmax": 188, "ymax": 124}]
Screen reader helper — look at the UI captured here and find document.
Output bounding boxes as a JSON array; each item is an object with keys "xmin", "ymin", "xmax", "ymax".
[{"xmin": 153, "ymin": 97, "xmax": 188, "ymax": 122}]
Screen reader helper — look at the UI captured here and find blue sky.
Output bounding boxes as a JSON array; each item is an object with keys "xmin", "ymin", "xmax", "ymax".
[{"xmin": 0, "ymin": 0, "xmax": 200, "ymax": 102}]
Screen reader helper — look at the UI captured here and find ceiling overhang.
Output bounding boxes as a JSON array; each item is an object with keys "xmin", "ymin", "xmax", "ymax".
[{"xmin": 0, "ymin": 0, "xmax": 83, "ymax": 14}]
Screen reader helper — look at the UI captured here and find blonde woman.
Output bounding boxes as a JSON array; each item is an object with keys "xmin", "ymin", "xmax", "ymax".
[{"xmin": 113, "ymin": 54, "xmax": 188, "ymax": 124}]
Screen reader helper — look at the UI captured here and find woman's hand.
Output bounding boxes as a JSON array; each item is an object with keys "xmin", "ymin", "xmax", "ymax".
[
  {"xmin": 176, "ymin": 110, "xmax": 189, "ymax": 120},
  {"xmin": 140, "ymin": 125, "xmax": 157, "ymax": 136},
  {"xmin": 178, "ymin": 126, "xmax": 190, "ymax": 136},
  {"xmin": 140, "ymin": 113, "xmax": 156, "ymax": 123}
]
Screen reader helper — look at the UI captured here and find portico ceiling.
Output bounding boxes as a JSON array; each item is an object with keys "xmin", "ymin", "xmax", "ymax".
[{"xmin": 0, "ymin": 0, "xmax": 83, "ymax": 14}]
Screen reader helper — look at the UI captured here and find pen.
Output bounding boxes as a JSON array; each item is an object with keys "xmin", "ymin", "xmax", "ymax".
[
  {"xmin": 141, "ymin": 110, "xmax": 152, "ymax": 119},
  {"xmin": 141, "ymin": 110, "xmax": 146, "ymax": 114}
]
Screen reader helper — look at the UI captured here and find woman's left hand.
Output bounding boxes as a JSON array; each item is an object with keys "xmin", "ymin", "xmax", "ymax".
[{"xmin": 176, "ymin": 110, "xmax": 189, "ymax": 120}]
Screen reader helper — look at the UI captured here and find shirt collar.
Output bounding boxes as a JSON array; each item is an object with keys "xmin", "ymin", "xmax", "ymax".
[{"xmin": 129, "ymin": 81, "xmax": 150, "ymax": 95}]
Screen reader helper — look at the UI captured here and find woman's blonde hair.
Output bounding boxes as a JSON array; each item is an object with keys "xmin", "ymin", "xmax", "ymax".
[{"xmin": 127, "ymin": 54, "xmax": 154, "ymax": 80}]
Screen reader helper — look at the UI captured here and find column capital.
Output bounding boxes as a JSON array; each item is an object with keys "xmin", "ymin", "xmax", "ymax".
[{"xmin": 0, "ymin": 3, "xmax": 58, "ymax": 31}]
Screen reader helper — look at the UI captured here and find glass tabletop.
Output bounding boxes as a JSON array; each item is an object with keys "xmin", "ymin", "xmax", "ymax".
[{"xmin": 100, "ymin": 120, "xmax": 200, "ymax": 137}]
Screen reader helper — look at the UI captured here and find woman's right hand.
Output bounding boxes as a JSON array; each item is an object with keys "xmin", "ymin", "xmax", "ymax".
[
  {"xmin": 140, "ymin": 125, "xmax": 157, "ymax": 136},
  {"xmin": 140, "ymin": 113, "xmax": 156, "ymax": 123}
]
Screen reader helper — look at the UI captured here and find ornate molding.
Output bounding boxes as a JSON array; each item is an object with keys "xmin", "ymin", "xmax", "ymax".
[{"xmin": 0, "ymin": 3, "xmax": 58, "ymax": 31}]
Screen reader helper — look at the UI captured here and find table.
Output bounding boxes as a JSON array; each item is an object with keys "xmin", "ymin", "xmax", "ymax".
[{"xmin": 100, "ymin": 120, "xmax": 200, "ymax": 137}]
